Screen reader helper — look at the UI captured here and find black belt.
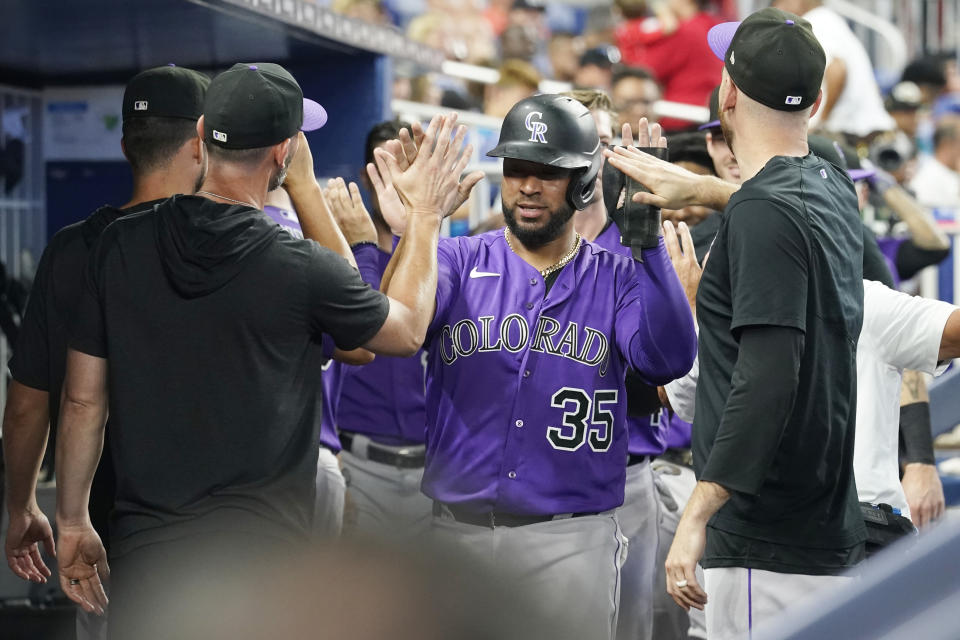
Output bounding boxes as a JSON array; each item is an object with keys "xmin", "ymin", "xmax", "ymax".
[
  {"xmin": 340, "ymin": 432, "xmax": 425, "ymax": 469},
  {"xmin": 434, "ymin": 502, "xmax": 598, "ymax": 528},
  {"xmin": 657, "ymin": 448, "xmax": 693, "ymax": 468},
  {"xmin": 627, "ymin": 454, "xmax": 651, "ymax": 466}
]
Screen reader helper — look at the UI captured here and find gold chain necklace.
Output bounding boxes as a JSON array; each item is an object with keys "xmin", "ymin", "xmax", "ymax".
[{"xmin": 504, "ymin": 227, "xmax": 582, "ymax": 279}]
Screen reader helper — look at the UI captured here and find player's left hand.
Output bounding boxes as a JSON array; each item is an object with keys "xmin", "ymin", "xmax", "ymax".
[
  {"xmin": 323, "ymin": 177, "xmax": 377, "ymax": 246},
  {"xmin": 902, "ymin": 462, "xmax": 945, "ymax": 529},
  {"xmin": 283, "ymin": 132, "xmax": 316, "ymax": 193},
  {"xmin": 662, "ymin": 220, "xmax": 701, "ymax": 316},
  {"xmin": 665, "ymin": 517, "xmax": 708, "ymax": 611},
  {"xmin": 5, "ymin": 505, "xmax": 56, "ymax": 583},
  {"xmin": 57, "ymin": 523, "xmax": 109, "ymax": 616}
]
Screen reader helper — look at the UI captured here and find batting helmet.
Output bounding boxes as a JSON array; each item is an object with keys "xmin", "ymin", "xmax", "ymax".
[{"xmin": 487, "ymin": 94, "xmax": 602, "ymax": 210}]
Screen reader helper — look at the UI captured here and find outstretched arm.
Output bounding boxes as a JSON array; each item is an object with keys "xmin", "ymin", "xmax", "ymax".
[{"xmin": 55, "ymin": 349, "xmax": 110, "ymax": 616}]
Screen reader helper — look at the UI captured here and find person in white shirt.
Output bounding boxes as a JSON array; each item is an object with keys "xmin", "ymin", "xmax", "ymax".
[
  {"xmin": 910, "ymin": 115, "xmax": 960, "ymax": 208},
  {"xmin": 772, "ymin": 0, "xmax": 895, "ymax": 139}
]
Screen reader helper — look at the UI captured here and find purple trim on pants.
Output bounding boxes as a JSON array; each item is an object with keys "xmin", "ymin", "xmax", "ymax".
[{"xmin": 748, "ymin": 568, "xmax": 753, "ymax": 639}]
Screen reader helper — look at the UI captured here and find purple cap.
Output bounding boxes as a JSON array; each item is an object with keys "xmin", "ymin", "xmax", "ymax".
[
  {"xmin": 848, "ymin": 168, "xmax": 875, "ymax": 182},
  {"xmin": 698, "ymin": 119, "xmax": 721, "ymax": 131},
  {"xmin": 302, "ymin": 98, "xmax": 328, "ymax": 131},
  {"xmin": 707, "ymin": 21, "xmax": 740, "ymax": 61}
]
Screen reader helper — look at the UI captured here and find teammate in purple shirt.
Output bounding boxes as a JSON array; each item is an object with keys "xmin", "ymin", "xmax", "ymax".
[{"xmin": 371, "ymin": 95, "xmax": 697, "ymax": 640}]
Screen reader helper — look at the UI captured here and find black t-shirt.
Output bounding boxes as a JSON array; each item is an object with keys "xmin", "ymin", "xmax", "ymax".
[
  {"xmin": 70, "ymin": 195, "xmax": 390, "ymax": 558},
  {"xmin": 9, "ymin": 201, "xmax": 162, "ymax": 547},
  {"xmin": 693, "ymin": 154, "xmax": 866, "ymax": 574}
]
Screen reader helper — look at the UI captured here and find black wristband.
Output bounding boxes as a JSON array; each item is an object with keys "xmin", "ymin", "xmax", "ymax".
[
  {"xmin": 899, "ymin": 401, "xmax": 936, "ymax": 465},
  {"xmin": 350, "ymin": 241, "xmax": 378, "ymax": 252},
  {"xmin": 622, "ymin": 147, "xmax": 669, "ymax": 261}
]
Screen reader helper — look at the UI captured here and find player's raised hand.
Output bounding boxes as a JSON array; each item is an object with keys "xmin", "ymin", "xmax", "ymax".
[
  {"xmin": 662, "ymin": 220, "xmax": 701, "ymax": 316},
  {"xmin": 57, "ymin": 523, "xmax": 109, "ymax": 616},
  {"xmin": 372, "ymin": 113, "xmax": 483, "ymax": 221},
  {"xmin": 5, "ymin": 506, "xmax": 56, "ymax": 583},
  {"xmin": 621, "ymin": 118, "xmax": 667, "ymax": 149},
  {"xmin": 366, "ymin": 142, "xmax": 410, "ymax": 235},
  {"xmin": 324, "ymin": 177, "xmax": 377, "ymax": 246},
  {"xmin": 397, "ymin": 122, "xmax": 425, "ymax": 171},
  {"xmin": 606, "ymin": 146, "xmax": 706, "ymax": 210},
  {"xmin": 283, "ymin": 132, "xmax": 317, "ymax": 193}
]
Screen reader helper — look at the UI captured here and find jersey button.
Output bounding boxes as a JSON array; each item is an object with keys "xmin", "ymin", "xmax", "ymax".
[
  {"xmin": 507, "ymin": 471, "xmax": 517, "ymax": 479},
  {"xmin": 523, "ymin": 369, "xmax": 531, "ymax": 378},
  {"xmin": 526, "ymin": 302, "xmax": 534, "ymax": 310},
  {"xmin": 529, "ymin": 278, "xmax": 537, "ymax": 285},
  {"xmin": 515, "ymin": 419, "xmax": 524, "ymax": 428}
]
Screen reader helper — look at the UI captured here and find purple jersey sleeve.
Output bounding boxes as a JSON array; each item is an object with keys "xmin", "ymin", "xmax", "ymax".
[
  {"xmin": 664, "ymin": 412, "xmax": 692, "ymax": 449},
  {"xmin": 876, "ymin": 236, "xmax": 904, "ymax": 289},
  {"xmin": 319, "ymin": 335, "xmax": 343, "ymax": 452},
  {"xmin": 615, "ymin": 240, "xmax": 697, "ymax": 385}
]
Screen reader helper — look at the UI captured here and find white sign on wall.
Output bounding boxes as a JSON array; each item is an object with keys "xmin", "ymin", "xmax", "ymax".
[{"xmin": 43, "ymin": 86, "xmax": 125, "ymax": 161}]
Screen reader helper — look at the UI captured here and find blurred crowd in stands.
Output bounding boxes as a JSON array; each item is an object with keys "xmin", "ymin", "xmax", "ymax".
[{"xmin": 320, "ymin": 0, "xmax": 960, "ymax": 294}]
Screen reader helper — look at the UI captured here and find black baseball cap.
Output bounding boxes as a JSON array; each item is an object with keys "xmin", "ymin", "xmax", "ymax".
[
  {"xmin": 698, "ymin": 86, "xmax": 721, "ymax": 131},
  {"xmin": 203, "ymin": 62, "xmax": 327, "ymax": 150},
  {"xmin": 122, "ymin": 64, "xmax": 209, "ymax": 122},
  {"xmin": 707, "ymin": 7, "xmax": 825, "ymax": 112},
  {"xmin": 885, "ymin": 81, "xmax": 924, "ymax": 111}
]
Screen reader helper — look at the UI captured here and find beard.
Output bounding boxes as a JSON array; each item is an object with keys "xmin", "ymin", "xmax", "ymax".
[
  {"xmin": 193, "ymin": 145, "xmax": 208, "ymax": 194},
  {"xmin": 502, "ymin": 198, "xmax": 576, "ymax": 249},
  {"xmin": 268, "ymin": 147, "xmax": 295, "ymax": 192},
  {"xmin": 719, "ymin": 109, "xmax": 736, "ymax": 158}
]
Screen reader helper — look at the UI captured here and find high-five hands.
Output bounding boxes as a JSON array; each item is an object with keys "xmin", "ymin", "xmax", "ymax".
[
  {"xmin": 366, "ymin": 114, "xmax": 484, "ymax": 233},
  {"xmin": 323, "ymin": 177, "xmax": 378, "ymax": 246}
]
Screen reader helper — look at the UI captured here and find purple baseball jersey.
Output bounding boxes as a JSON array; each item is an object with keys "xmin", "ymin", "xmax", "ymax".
[
  {"xmin": 421, "ymin": 229, "xmax": 697, "ymax": 515},
  {"xmin": 663, "ymin": 412, "xmax": 692, "ymax": 450},
  {"xmin": 593, "ymin": 222, "xmax": 688, "ymax": 457},
  {"xmin": 336, "ymin": 244, "xmax": 428, "ymax": 446},
  {"xmin": 876, "ymin": 236, "xmax": 905, "ymax": 289}
]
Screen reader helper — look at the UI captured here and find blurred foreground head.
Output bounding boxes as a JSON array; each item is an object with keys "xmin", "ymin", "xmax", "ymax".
[{"xmin": 124, "ymin": 538, "xmax": 580, "ymax": 640}]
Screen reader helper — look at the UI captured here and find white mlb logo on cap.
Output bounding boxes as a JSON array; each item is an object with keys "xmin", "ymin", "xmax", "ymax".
[
  {"xmin": 134, "ymin": 101, "xmax": 148, "ymax": 111},
  {"xmin": 785, "ymin": 96, "xmax": 802, "ymax": 105},
  {"xmin": 212, "ymin": 130, "xmax": 228, "ymax": 142}
]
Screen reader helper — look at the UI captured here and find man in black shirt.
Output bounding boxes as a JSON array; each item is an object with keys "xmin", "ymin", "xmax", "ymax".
[
  {"xmin": 3, "ymin": 65, "xmax": 209, "ymax": 638},
  {"xmin": 609, "ymin": 8, "xmax": 865, "ymax": 638},
  {"xmin": 54, "ymin": 63, "xmax": 474, "ymax": 635}
]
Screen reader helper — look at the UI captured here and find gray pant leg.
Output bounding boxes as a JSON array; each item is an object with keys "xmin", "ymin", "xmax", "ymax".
[
  {"xmin": 77, "ymin": 608, "xmax": 108, "ymax": 640},
  {"xmin": 341, "ymin": 450, "xmax": 432, "ymax": 539},
  {"xmin": 616, "ymin": 460, "xmax": 658, "ymax": 640},
  {"xmin": 315, "ymin": 447, "xmax": 346, "ymax": 538},
  {"xmin": 431, "ymin": 512, "xmax": 626, "ymax": 640}
]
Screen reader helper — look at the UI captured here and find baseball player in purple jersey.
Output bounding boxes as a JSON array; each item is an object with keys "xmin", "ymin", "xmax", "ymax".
[
  {"xmin": 370, "ymin": 95, "xmax": 697, "ymax": 640},
  {"xmin": 562, "ymin": 88, "xmax": 692, "ymax": 640}
]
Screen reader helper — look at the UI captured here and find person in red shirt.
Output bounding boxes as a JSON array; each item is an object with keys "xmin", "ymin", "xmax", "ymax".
[{"xmin": 615, "ymin": 0, "xmax": 722, "ymax": 131}]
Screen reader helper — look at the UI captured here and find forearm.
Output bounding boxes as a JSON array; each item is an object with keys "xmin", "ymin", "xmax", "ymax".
[
  {"xmin": 700, "ymin": 326, "xmax": 803, "ymax": 494},
  {"xmin": 381, "ymin": 211, "xmax": 443, "ymax": 343},
  {"xmin": 626, "ymin": 241, "xmax": 697, "ymax": 383},
  {"xmin": 883, "ymin": 187, "xmax": 950, "ymax": 251},
  {"xmin": 680, "ymin": 480, "xmax": 731, "ymax": 527},
  {"xmin": 694, "ymin": 175, "xmax": 739, "ymax": 211},
  {"xmin": 899, "ymin": 371, "xmax": 935, "ymax": 465},
  {"xmin": 55, "ymin": 400, "xmax": 108, "ymax": 526},
  {"xmin": 287, "ymin": 181, "xmax": 357, "ymax": 269},
  {"xmin": 2, "ymin": 382, "xmax": 50, "ymax": 512}
]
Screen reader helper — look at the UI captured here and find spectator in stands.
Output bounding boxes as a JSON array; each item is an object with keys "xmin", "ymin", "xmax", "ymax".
[
  {"xmin": 910, "ymin": 115, "xmax": 960, "ymax": 208},
  {"xmin": 499, "ymin": 23, "xmax": 538, "ymax": 64},
  {"xmin": 614, "ymin": 0, "xmax": 721, "ymax": 132},
  {"xmin": 484, "ymin": 59, "xmax": 541, "ymax": 119},
  {"xmin": 772, "ymin": 0, "xmax": 894, "ymax": 141},
  {"xmin": 611, "ymin": 67, "xmax": 661, "ymax": 133},
  {"xmin": 886, "ymin": 81, "xmax": 925, "ymax": 141},
  {"xmin": 902, "ymin": 56, "xmax": 948, "ymax": 108},
  {"xmin": 333, "ymin": 0, "xmax": 388, "ymax": 24},
  {"xmin": 548, "ymin": 32, "xmax": 583, "ymax": 83},
  {"xmin": 574, "ymin": 47, "xmax": 618, "ymax": 91}
]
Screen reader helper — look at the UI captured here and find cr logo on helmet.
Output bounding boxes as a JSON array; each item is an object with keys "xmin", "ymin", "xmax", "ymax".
[{"xmin": 525, "ymin": 111, "xmax": 549, "ymax": 144}]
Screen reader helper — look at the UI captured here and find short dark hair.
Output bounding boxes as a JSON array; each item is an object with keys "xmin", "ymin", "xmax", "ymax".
[
  {"xmin": 205, "ymin": 143, "xmax": 274, "ymax": 168},
  {"xmin": 902, "ymin": 56, "xmax": 947, "ymax": 88},
  {"xmin": 665, "ymin": 132, "xmax": 715, "ymax": 175},
  {"xmin": 121, "ymin": 117, "xmax": 198, "ymax": 174},
  {"xmin": 365, "ymin": 119, "xmax": 411, "ymax": 166},
  {"xmin": 611, "ymin": 66, "xmax": 657, "ymax": 88}
]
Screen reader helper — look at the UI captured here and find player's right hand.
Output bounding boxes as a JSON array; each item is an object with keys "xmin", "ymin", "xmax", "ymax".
[
  {"xmin": 370, "ymin": 113, "xmax": 484, "ymax": 222},
  {"xmin": 5, "ymin": 505, "xmax": 55, "ymax": 583},
  {"xmin": 662, "ymin": 220, "xmax": 701, "ymax": 316},
  {"xmin": 283, "ymin": 131, "xmax": 317, "ymax": 193},
  {"xmin": 323, "ymin": 177, "xmax": 378, "ymax": 246}
]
